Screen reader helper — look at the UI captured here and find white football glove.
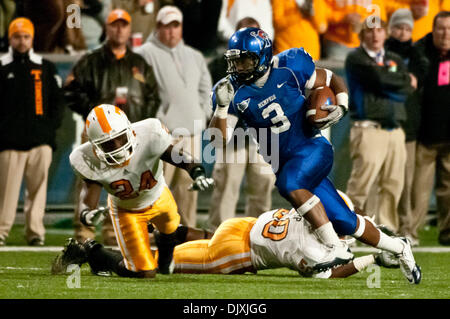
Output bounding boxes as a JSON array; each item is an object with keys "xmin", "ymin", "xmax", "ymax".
[
  {"xmin": 314, "ymin": 104, "xmax": 347, "ymax": 130},
  {"xmin": 189, "ymin": 175, "xmax": 215, "ymax": 191},
  {"xmin": 188, "ymin": 166, "xmax": 215, "ymax": 191},
  {"xmin": 215, "ymin": 77, "xmax": 234, "ymax": 107},
  {"xmin": 80, "ymin": 207, "xmax": 109, "ymax": 226}
]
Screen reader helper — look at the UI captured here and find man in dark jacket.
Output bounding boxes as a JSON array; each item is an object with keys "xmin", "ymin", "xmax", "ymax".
[
  {"xmin": 345, "ymin": 17, "xmax": 415, "ymax": 233},
  {"xmin": 409, "ymin": 11, "xmax": 450, "ymax": 246},
  {"xmin": 64, "ymin": 9, "xmax": 160, "ymax": 245},
  {"xmin": 0, "ymin": 18, "xmax": 64, "ymax": 246}
]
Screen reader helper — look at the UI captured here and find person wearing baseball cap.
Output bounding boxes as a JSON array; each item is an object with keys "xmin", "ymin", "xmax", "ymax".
[
  {"xmin": 385, "ymin": 8, "xmax": 421, "ymax": 247},
  {"xmin": 0, "ymin": 17, "xmax": 64, "ymax": 247},
  {"xmin": 135, "ymin": 5, "xmax": 213, "ymax": 229},
  {"xmin": 105, "ymin": 9, "xmax": 132, "ymax": 60}
]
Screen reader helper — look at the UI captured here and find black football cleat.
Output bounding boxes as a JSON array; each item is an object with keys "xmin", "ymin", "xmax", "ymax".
[{"xmin": 51, "ymin": 238, "xmax": 88, "ymax": 275}]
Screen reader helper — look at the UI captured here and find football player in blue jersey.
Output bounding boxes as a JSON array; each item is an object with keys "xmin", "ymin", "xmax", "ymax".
[{"xmin": 208, "ymin": 27, "xmax": 421, "ymax": 284}]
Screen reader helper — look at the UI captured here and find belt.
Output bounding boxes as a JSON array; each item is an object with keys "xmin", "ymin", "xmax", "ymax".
[{"xmin": 352, "ymin": 120, "xmax": 382, "ymax": 129}]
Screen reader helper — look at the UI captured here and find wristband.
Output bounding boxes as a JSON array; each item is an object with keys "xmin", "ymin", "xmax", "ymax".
[
  {"xmin": 214, "ymin": 105, "xmax": 229, "ymax": 119},
  {"xmin": 336, "ymin": 92, "xmax": 348, "ymax": 111},
  {"xmin": 189, "ymin": 165, "xmax": 205, "ymax": 180}
]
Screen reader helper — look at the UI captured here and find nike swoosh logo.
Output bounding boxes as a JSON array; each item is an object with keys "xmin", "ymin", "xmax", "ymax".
[{"xmin": 277, "ymin": 82, "xmax": 287, "ymax": 89}]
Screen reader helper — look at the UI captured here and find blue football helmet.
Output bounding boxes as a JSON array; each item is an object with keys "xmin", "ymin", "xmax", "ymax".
[{"xmin": 225, "ymin": 27, "xmax": 273, "ymax": 85}]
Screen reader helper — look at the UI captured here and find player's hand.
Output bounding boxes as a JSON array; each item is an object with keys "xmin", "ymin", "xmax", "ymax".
[
  {"xmin": 215, "ymin": 77, "xmax": 234, "ymax": 107},
  {"xmin": 189, "ymin": 175, "xmax": 215, "ymax": 191},
  {"xmin": 314, "ymin": 104, "xmax": 347, "ymax": 130},
  {"xmin": 80, "ymin": 207, "xmax": 109, "ymax": 226}
]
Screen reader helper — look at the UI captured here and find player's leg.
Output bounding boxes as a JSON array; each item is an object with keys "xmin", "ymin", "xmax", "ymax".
[
  {"xmin": 173, "ymin": 217, "xmax": 257, "ymax": 274},
  {"xmin": 276, "ymin": 139, "xmax": 349, "ymax": 256},
  {"xmin": 148, "ymin": 187, "xmax": 181, "ymax": 274},
  {"xmin": 108, "ymin": 205, "xmax": 158, "ymax": 278},
  {"xmin": 315, "ymin": 179, "xmax": 421, "ymax": 284}
]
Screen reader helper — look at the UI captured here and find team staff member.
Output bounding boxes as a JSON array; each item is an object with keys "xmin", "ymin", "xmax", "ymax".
[
  {"xmin": 0, "ymin": 18, "xmax": 64, "ymax": 246},
  {"xmin": 64, "ymin": 9, "xmax": 160, "ymax": 245}
]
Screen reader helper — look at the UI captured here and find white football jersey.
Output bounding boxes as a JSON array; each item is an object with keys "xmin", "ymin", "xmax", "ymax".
[
  {"xmin": 249, "ymin": 209, "xmax": 336, "ymax": 278},
  {"xmin": 70, "ymin": 118, "xmax": 172, "ymax": 211}
]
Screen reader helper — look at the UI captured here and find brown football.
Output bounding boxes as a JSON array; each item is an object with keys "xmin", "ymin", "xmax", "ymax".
[{"xmin": 305, "ymin": 86, "xmax": 336, "ymax": 128}]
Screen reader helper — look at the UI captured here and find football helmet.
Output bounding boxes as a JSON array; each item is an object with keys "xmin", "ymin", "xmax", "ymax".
[
  {"xmin": 225, "ymin": 27, "xmax": 273, "ymax": 85},
  {"xmin": 86, "ymin": 104, "xmax": 136, "ymax": 165}
]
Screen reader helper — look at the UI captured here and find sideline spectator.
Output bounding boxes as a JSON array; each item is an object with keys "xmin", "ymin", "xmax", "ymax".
[
  {"xmin": 136, "ymin": 5, "xmax": 212, "ymax": 228},
  {"xmin": 409, "ymin": 11, "xmax": 450, "ymax": 246},
  {"xmin": 113, "ymin": 0, "xmax": 171, "ymax": 45},
  {"xmin": 0, "ymin": 18, "xmax": 64, "ymax": 246},
  {"xmin": 218, "ymin": 0, "xmax": 273, "ymax": 42},
  {"xmin": 64, "ymin": 9, "xmax": 160, "ymax": 245},
  {"xmin": 345, "ymin": 17, "xmax": 415, "ymax": 232},
  {"xmin": 323, "ymin": 0, "xmax": 387, "ymax": 61},
  {"xmin": 207, "ymin": 17, "xmax": 275, "ymax": 231},
  {"xmin": 272, "ymin": 0, "xmax": 327, "ymax": 60},
  {"xmin": 385, "ymin": 8, "xmax": 421, "ymax": 245}
]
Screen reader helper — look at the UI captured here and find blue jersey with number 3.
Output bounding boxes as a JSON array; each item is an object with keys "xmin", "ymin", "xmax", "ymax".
[
  {"xmin": 222, "ymin": 48, "xmax": 357, "ymax": 236},
  {"xmin": 231, "ymin": 48, "xmax": 318, "ymax": 164}
]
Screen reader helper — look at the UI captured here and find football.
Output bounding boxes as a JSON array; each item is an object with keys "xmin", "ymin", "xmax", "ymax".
[{"xmin": 305, "ymin": 86, "xmax": 336, "ymax": 127}]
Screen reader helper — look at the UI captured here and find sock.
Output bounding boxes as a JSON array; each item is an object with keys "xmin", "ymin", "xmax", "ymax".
[
  {"xmin": 315, "ymin": 222, "xmax": 342, "ymax": 246},
  {"xmin": 376, "ymin": 231, "xmax": 404, "ymax": 255},
  {"xmin": 353, "ymin": 255, "xmax": 375, "ymax": 272}
]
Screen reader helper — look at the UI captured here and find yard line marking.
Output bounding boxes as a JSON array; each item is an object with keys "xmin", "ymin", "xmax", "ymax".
[
  {"xmin": 0, "ymin": 266, "xmax": 46, "ymax": 271},
  {"xmin": 0, "ymin": 246, "xmax": 449, "ymax": 253}
]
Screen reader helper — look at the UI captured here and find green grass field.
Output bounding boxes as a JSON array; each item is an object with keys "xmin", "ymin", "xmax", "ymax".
[{"xmin": 1, "ymin": 221, "xmax": 450, "ymax": 300}]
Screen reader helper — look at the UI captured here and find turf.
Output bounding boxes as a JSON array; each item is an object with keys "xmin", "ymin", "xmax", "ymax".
[{"xmin": 1, "ymin": 223, "xmax": 449, "ymax": 300}]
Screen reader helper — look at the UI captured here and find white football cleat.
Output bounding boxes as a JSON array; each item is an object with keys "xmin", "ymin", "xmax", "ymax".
[{"xmin": 397, "ymin": 237, "xmax": 421, "ymax": 284}]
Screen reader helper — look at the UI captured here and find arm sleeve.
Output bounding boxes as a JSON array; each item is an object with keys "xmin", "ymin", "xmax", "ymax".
[
  {"xmin": 63, "ymin": 57, "xmax": 94, "ymax": 119},
  {"xmin": 345, "ymin": 53, "xmax": 411, "ymax": 94}
]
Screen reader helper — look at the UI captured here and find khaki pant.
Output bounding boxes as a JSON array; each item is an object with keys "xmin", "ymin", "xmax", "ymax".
[
  {"xmin": 346, "ymin": 126, "xmax": 406, "ymax": 231},
  {"xmin": 73, "ymin": 130, "xmax": 116, "ymax": 245},
  {"xmin": 398, "ymin": 141, "xmax": 417, "ymax": 238},
  {"xmin": 207, "ymin": 143, "xmax": 275, "ymax": 231},
  {"xmin": 164, "ymin": 134, "xmax": 202, "ymax": 228},
  {"xmin": 0, "ymin": 145, "xmax": 52, "ymax": 242},
  {"xmin": 411, "ymin": 142, "xmax": 450, "ymax": 236}
]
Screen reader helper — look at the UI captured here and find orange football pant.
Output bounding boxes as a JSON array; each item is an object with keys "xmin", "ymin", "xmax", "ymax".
[
  {"xmin": 173, "ymin": 217, "xmax": 257, "ymax": 274},
  {"xmin": 109, "ymin": 187, "xmax": 180, "ymax": 272}
]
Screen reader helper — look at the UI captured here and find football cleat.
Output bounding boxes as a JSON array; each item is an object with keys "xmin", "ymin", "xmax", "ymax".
[
  {"xmin": 82, "ymin": 239, "xmax": 112, "ymax": 277},
  {"xmin": 313, "ymin": 242, "xmax": 354, "ymax": 273},
  {"xmin": 51, "ymin": 238, "xmax": 88, "ymax": 275},
  {"xmin": 154, "ymin": 231, "xmax": 177, "ymax": 274},
  {"xmin": 397, "ymin": 237, "xmax": 422, "ymax": 284},
  {"xmin": 375, "ymin": 250, "xmax": 400, "ymax": 268}
]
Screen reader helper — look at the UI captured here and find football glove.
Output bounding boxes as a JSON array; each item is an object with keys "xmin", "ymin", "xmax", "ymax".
[
  {"xmin": 80, "ymin": 207, "xmax": 109, "ymax": 226},
  {"xmin": 215, "ymin": 77, "xmax": 234, "ymax": 108},
  {"xmin": 314, "ymin": 104, "xmax": 347, "ymax": 130},
  {"xmin": 188, "ymin": 166, "xmax": 214, "ymax": 191}
]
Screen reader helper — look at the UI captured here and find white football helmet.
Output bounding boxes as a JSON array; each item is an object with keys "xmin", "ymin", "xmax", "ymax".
[{"xmin": 86, "ymin": 104, "xmax": 136, "ymax": 165}]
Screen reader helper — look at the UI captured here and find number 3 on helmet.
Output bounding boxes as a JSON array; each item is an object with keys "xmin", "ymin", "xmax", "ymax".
[{"xmin": 86, "ymin": 104, "xmax": 136, "ymax": 166}]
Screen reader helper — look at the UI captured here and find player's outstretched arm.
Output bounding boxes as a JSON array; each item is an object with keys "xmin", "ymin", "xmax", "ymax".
[
  {"xmin": 208, "ymin": 77, "xmax": 235, "ymax": 145},
  {"xmin": 161, "ymin": 145, "xmax": 214, "ymax": 191},
  {"xmin": 78, "ymin": 179, "xmax": 107, "ymax": 226},
  {"xmin": 306, "ymin": 68, "xmax": 349, "ymax": 130}
]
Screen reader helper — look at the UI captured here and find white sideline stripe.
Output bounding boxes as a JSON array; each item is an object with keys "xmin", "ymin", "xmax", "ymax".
[{"xmin": 0, "ymin": 246, "xmax": 449, "ymax": 253}]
